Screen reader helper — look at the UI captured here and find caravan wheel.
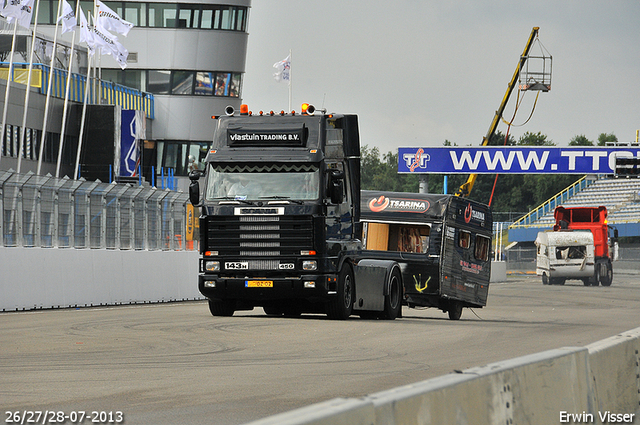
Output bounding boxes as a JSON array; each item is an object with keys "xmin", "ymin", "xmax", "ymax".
[{"xmin": 448, "ymin": 300, "xmax": 463, "ymax": 320}]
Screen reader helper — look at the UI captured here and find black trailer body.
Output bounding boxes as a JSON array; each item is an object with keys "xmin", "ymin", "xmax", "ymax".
[{"xmin": 360, "ymin": 190, "xmax": 493, "ymax": 318}]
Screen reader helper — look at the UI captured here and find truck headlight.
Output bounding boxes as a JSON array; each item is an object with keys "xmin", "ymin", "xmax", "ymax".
[
  {"xmin": 302, "ymin": 260, "xmax": 317, "ymax": 271},
  {"xmin": 205, "ymin": 260, "xmax": 220, "ymax": 272}
]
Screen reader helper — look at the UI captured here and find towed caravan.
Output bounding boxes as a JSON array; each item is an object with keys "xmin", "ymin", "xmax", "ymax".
[
  {"xmin": 360, "ymin": 191, "xmax": 493, "ymax": 320},
  {"xmin": 535, "ymin": 230, "xmax": 595, "ymax": 285}
]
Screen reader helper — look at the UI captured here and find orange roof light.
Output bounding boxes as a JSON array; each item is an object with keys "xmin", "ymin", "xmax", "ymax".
[
  {"xmin": 240, "ymin": 104, "xmax": 249, "ymax": 115},
  {"xmin": 301, "ymin": 103, "xmax": 309, "ymax": 114}
]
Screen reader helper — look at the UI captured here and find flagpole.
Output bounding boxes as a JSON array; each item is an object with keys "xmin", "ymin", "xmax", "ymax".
[
  {"xmin": 0, "ymin": 21, "xmax": 19, "ymax": 167},
  {"xmin": 38, "ymin": 0, "xmax": 64, "ymax": 175},
  {"xmin": 288, "ymin": 49, "xmax": 292, "ymax": 112},
  {"xmin": 56, "ymin": 31, "xmax": 76, "ymax": 178},
  {"xmin": 17, "ymin": 0, "xmax": 41, "ymax": 174},
  {"xmin": 74, "ymin": 14, "xmax": 92, "ymax": 180}
]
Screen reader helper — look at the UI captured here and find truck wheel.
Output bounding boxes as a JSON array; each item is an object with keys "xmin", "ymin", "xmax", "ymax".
[
  {"xmin": 327, "ymin": 264, "xmax": 354, "ymax": 320},
  {"xmin": 448, "ymin": 300, "xmax": 463, "ymax": 320},
  {"xmin": 381, "ymin": 267, "xmax": 402, "ymax": 320},
  {"xmin": 600, "ymin": 261, "xmax": 613, "ymax": 287},
  {"xmin": 208, "ymin": 299, "xmax": 235, "ymax": 317},
  {"xmin": 542, "ymin": 274, "xmax": 549, "ymax": 285}
]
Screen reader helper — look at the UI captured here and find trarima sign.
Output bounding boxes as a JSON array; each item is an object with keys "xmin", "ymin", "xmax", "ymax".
[
  {"xmin": 398, "ymin": 146, "xmax": 640, "ymax": 174},
  {"xmin": 367, "ymin": 195, "xmax": 430, "ymax": 214},
  {"xmin": 463, "ymin": 203, "xmax": 485, "ymax": 225}
]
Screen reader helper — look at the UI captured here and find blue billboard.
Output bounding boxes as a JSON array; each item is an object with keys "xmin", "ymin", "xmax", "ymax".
[
  {"xmin": 398, "ymin": 147, "xmax": 640, "ymax": 174},
  {"xmin": 120, "ymin": 110, "xmax": 143, "ymax": 177}
]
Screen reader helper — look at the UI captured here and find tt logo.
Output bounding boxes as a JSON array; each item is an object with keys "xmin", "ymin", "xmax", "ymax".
[{"xmin": 403, "ymin": 149, "xmax": 431, "ymax": 172}]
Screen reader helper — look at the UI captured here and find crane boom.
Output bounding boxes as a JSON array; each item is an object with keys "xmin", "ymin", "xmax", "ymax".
[{"xmin": 456, "ymin": 26, "xmax": 540, "ymax": 197}]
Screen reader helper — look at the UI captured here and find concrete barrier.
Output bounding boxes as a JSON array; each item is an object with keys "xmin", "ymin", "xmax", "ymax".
[
  {"xmin": 0, "ymin": 247, "xmax": 202, "ymax": 311},
  {"xmin": 490, "ymin": 260, "xmax": 507, "ymax": 282},
  {"xmin": 587, "ymin": 328, "xmax": 640, "ymax": 422},
  {"xmin": 244, "ymin": 328, "xmax": 640, "ymax": 425}
]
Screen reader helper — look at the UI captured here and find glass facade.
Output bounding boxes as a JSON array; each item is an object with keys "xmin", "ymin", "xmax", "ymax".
[
  {"xmin": 102, "ymin": 69, "xmax": 242, "ymax": 97},
  {"xmin": 37, "ymin": 1, "xmax": 248, "ymax": 31}
]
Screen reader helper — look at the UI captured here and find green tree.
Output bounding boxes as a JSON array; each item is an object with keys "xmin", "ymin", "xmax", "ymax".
[
  {"xmin": 569, "ymin": 135, "xmax": 594, "ymax": 146},
  {"xmin": 360, "ymin": 146, "xmax": 419, "ymax": 192},
  {"xmin": 517, "ymin": 131, "xmax": 554, "ymax": 146},
  {"xmin": 597, "ymin": 132, "xmax": 618, "ymax": 146}
]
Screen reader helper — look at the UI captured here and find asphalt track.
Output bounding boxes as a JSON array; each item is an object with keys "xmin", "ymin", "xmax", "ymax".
[{"xmin": 2, "ymin": 273, "xmax": 640, "ymax": 425}]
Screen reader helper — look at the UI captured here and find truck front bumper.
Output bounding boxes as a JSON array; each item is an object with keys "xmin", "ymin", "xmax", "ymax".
[{"xmin": 198, "ymin": 274, "xmax": 337, "ymax": 302}]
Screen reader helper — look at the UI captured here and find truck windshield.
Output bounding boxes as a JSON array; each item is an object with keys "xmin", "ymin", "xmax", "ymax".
[{"xmin": 205, "ymin": 163, "xmax": 320, "ymax": 201}]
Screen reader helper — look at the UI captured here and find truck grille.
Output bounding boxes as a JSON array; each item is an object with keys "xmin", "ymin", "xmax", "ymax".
[{"xmin": 207, "ymin": 215, "xmax": 313, "ymax": 258}]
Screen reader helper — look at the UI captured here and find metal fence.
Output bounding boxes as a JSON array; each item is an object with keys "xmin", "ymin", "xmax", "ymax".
[{"xmin": 0, "ymin": 170, "xmax": 194, "ymax": 250}]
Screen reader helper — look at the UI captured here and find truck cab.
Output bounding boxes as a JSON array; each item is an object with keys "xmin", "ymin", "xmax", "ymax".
[{"xmin": 189, "ymin": 106, "xmax": 380, "ymax": 319}]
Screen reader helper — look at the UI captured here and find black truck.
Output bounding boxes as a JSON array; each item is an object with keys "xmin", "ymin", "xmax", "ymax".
[{"xmin": 189, "ymin": 104, "xmax": 492, "ymax": 320}]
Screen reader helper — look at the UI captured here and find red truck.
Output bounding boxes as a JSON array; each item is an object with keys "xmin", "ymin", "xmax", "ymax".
[{"xmin": 552, "ymin": 206, "xmax": 617, "ymax": 286}]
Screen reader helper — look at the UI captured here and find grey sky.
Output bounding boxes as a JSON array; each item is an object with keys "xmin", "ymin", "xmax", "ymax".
[{"xmin": 241, "ymin": 1, "xmax": 640, "ymax": 154}]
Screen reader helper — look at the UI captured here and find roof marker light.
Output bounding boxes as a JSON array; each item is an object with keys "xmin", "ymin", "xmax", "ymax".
[{"xmin": 240, "ymin": 104, "xmax": 249, "ymax": 115}]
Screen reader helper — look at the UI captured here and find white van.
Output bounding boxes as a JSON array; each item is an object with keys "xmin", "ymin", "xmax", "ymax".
[{"xmin": 535, "ymin": 230, "xmax": 596, "ymax": 286}]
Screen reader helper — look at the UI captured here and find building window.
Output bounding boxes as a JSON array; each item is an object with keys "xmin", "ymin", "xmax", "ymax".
[
  {"xmin": 124, "ymin": 2, "xmax": 146, "ymax": 27},
  {"xmin": 148, "ymin": 3, "xmax": 177, "ymax": 28},
  {"xmin": 195, "ymin": 72, "xmax": 214, "ymax": 95},
  {"xmin": 177, "ymin": 4, "xmax": 200, "ymax": 28},
  {"xmin": 147, "ymin": 70, "xmax": 171, "ymax": 94},
  {"xmin": 171, "ymin": 71, "xmax": 194, "ymax": 95},
  {"xmin": 157, "ymin": 141, "xmax": 208, "ymax": 176}
]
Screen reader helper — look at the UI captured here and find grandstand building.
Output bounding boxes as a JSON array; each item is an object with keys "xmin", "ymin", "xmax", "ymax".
[
  {"xmin": 0, "ymin": 0, "xmax": 251, "ymax": 191},
  {"xmin": 509, "ymin": 173, "xmax": 640, "ymax": 242}
]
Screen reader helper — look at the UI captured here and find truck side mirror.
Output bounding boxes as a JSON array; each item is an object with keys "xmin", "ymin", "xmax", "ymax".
[
  {"xmin": 330, "ymin": 170, "xmax": 345, "ymax": 204},
  {"xmin": 189, "ymin": 170, "xmax": 203, "ymax": 205}
]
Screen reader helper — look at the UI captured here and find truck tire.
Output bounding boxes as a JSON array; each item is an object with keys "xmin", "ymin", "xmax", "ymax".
[
  {"xmin": 381, "ymin": 267, "xmax": 402, "ymax": 320},
  {"xmin": 208, "ymin": 299, "xmax": 235, "ymax": 317},
  {"xmin": 542, "ymin": 273, "xmax": 549, "ymax": 285},
  {"xmin": 600, "ymin": 261, "xmax": 613, "ymax": 287},
  {"xmin": 327, "ymin": 264, "xmax": 354, "ymax": 320},
  {"xmin": 448, "ymin": 300, "xmax": 463, "ymax": 320}
]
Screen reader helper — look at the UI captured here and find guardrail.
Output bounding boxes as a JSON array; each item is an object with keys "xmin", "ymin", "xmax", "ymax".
[
  {"xmin": 0, "ymin": 170, "xmax": 194, "ymax": 250},
  {"xmin": 244, "ymin": 327, "xmax": 640, "ymax": 425},
  {"xmin": 1, "ymin": 62, "xmax": 154, "ymax": 119}
]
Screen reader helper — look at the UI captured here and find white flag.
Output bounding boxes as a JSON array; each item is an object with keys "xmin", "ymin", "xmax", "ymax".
[
  {"xmin": 273, "ymin": 55, "xmax": 291, "ymax": 83},
  {"xmin": 1, "ymin": 0, "xmax": 35, "ymax": 29},
  {"xmin": 95, "ymin": 0, "xmax": 133, "ymax": 36},
  {"xmin": 57, "ymin": 0, "xmax": 76, "ymax": 34},
  {"xmin": 93, "ymin": 18, "xmax": 128, "ymax": 69},
  {"xmin": 78, "ymin": 8, "xmax": 96, "ymax": 56}
]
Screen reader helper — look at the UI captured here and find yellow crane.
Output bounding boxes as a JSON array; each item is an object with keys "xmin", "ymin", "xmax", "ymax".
[{"xmin": 456, "ymin": 27, "xmax": 549, "ymax": 197}]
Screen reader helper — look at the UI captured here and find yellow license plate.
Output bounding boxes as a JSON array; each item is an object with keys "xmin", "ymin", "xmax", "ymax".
[{"xmin": 245, "ymin": 280, "xmax": 273, "ymax": 288}]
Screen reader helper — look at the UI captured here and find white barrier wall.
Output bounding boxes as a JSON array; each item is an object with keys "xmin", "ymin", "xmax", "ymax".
[
  {"xmin": 0, "ymin": 247, "xmax": 202, "ymax": 311},
  {"xmin": 245, "ymin": 327, "xmax": 640, "ymax": 425}
]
